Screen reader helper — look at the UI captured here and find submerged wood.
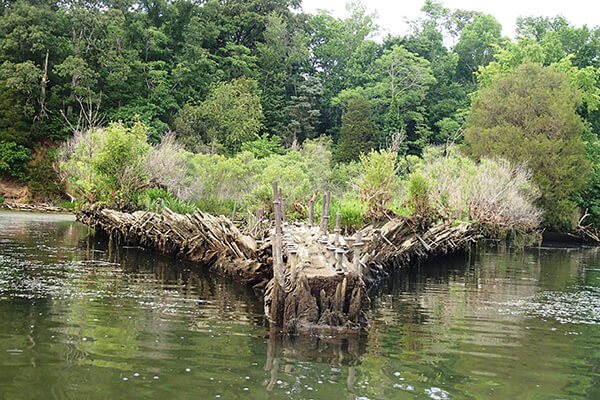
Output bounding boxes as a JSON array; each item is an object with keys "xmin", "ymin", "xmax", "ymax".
[{"xmin": 77, "ymin": 205, "xmax": 478, "ymax": 334}]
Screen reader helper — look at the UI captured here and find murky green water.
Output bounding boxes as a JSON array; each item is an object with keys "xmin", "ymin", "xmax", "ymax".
[{"xmin": 1, "ymin": 212, "xmax": 599, "ymax": 399}]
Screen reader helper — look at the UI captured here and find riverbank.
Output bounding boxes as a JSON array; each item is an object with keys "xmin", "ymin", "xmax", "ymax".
[{"xmin": 0, "ymin": 201, "xmax": 71, "ymax": 213}]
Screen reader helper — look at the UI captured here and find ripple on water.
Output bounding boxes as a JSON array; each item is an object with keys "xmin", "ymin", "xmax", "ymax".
[{"xmin": 489, "ymin": 288, "xmax": 600, "ymax": 325}]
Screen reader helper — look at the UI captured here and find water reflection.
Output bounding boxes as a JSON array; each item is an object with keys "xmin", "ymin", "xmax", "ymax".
[{"xmin": 1, "ymin": 211, "xmax": 600, "ymax": 399}]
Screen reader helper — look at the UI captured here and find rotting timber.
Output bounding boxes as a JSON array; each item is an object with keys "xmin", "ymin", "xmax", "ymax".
[{"xmin": 76, "ymin": 185, "xmax": 478, "ymax": 335}]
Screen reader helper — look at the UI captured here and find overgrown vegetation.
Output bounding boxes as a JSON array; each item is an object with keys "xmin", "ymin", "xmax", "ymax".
[
  {"xmin": 0, "ymin": 142, "xmax": 31, "ymax": 181},
  {"xmin": 465, "ymin": 63, "xmax": 589, "ymax": 230},
  {"xmin": 59, "ymin": 120, "xmax": 543, "ymax": 238},
  {"xmin": 401, "ymin": 147, "xmax": 542, "ymax": 233},
  {"xmin": 3, "ymin": 0, "xmax": 600, "ymax": 236}
]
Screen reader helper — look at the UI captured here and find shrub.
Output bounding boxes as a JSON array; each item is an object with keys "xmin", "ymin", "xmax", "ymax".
[
  {"xmin": 240, "ymin": 134, "xmax": 284, "ymax": 159},
  {"xmin": 405, "ymin": 146, "xmax": 542, "ymax": 232},
  {"xmin": 464, "ymin": 63, "xmax": 589, "ymax": 229},
  {"xmin": 329, "ymin": 193, "xmax": 365, "ymax": 232},
  {"xmin": 406, "ymin": 172, "xmax": 431, "ymax": 226},
  {"xmin": 59, "ymin": 122, "xmax": 151, "ymax": 209},
  {"xmin": 145, "ymin": 132, "xmax": 191, "ymax": 200},
  {"xmin": 358, "ymin": 149, "xmax": 399, "ymax": 221},
  {"xmin": 0, "ymin": 141, "xmax": 32, "ymax": 181},
  {"xmin": 93, "ymin": 122, "xmax": 150, "ymax": 208},
  {"xmin": 28, "ymin": 151, "xmax": 65, "ymax": 203}
]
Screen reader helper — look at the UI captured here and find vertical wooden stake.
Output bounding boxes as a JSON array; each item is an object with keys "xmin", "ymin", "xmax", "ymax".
[
  {"xmin": 334, "ymin": 212, "xmax": 342, "ymax": 245},
  {"xmin": 352, "ymin": 230, "xmax": 364, "ymax": 276},
  {"xmin": 323, "ymin": 191, "xmax": 331, "ymax": 233},
  {"xmin": 282, "ymin": 197, "xmax": 287, "ymax": 223},
  {"xmin": 320, "ymin": 196, "xmax": 327, "ymax": 234},
  {"xmin": 231, "ymin": 200, "xmax": 237, "ymax": 221},
  {"xmin": 308, "ymin": 199, "xmax": 314, "ymax": 227},
  {"xmin": 272, "ymin": 182, "xmax": 284, "ymax": 288}
]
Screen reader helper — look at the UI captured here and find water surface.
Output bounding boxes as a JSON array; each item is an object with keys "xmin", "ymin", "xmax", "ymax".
[{"xmin": 0, "ymin": 211, "xmax": 599, "ymax": 399}]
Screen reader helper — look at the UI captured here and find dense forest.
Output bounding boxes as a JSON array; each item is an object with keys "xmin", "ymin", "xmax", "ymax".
[{"xmin": 2, "ymin": 0, "xmax": 600, "ymax": 233}]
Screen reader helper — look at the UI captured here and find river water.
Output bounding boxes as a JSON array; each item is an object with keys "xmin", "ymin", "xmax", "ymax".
[{"xmin": 0, "ymin": 211, "xmax": 599, "ymax": 399}]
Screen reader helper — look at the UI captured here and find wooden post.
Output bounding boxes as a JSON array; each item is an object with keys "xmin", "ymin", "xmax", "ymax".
[
  {"xmin": 272, "ymin": 182, "xmax": 284, "ymax": 288},
  {"xmin": 334, "ymin": 212, "xmax": 342, "ymax": 245},
  {"xmin": 326, "ymin": 244, "xmax": 337, "ymax": 272},
  {"xmin": 308, "ymin": 199, "xmax": 314, "ymax": 227},
  {"xmin": 352, "ymin": 230, "xmax": 364, "ymax": 276},
  {"xmin": 320, "ymin": 196, "xmax": 327, "ymax": 234},
  {"xmin": 335, "ymin": 248, "xmax": 346, "ymax": 273},
  {"xmin": 273, "ymin": 182, "xmax": 280, "ymax": 235},
  {"xmin": 231, "ymin": 200, "xmax": 237, "ymax": 221},
  {"xmin": 156, "ymin": 198, "xmax": 162, "ymax": 213},
  {"xmin": 323, "ymin": 191, "xmax": 331, "ymax": 233},
  {"xmin": 288, "ymin": 248, "xmax": 298, "ymax": 291},
  {"xmin": 282, "ymin": 197, "xmax": 287, "ymax": 223}
]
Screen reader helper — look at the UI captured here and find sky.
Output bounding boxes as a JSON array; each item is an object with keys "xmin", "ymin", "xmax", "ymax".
[{"xmin": 301, "ymin": 0, "xmax": 600, "ymax": 39}]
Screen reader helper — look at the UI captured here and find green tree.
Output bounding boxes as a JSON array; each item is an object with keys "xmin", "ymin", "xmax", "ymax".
[
  {"xmin": 464, "ymin": 63, "xmax": 589, "ymax": 229},
  {"xmin": 0, "ymin": 141, "xmax": 32, "ymax": 181},
  {"xmin": 334, "ymin": 98, "xmax": 377, "ymax": 163},
  {"xmin": 454, "ymin": 14, "xmax": 504, "ymax": 84},
  {"xmin": 199, "ymin": 77, "xmax": 264, "ymax": 154},
  {"xmin": 286, "ymin": 76, "xmax": 323, "ymax": 145}
]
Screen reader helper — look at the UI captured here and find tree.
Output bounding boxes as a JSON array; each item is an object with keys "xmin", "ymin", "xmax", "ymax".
[
  {"xmin": 454, "ymin": 14, "xmax": 504, "ymax": 84},
  {"xmin": 334, "ymin": 98, "xmax": 377, "ymax": 163},
  {"xmin": 198, "ymin": 77, "xmax": 264, "ymax": 154},
  {"xmin": 464, "ymin": 63, "xmax": 589, "ymax": 229},
  {"xmin": 286, "ymin": 76, "xmax": 323, "ymax": 145}
]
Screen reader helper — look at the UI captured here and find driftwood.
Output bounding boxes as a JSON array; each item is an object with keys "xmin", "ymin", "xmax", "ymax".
[
  {"xmin": 360, "ymin": 219, "xmax": 480, "ymax": 284},
  {"xmin": 1, "ymin": 202, "xmax": 70, "ymax": 213},
  {"xmin": 77, "ymin": 205, "xmax": 479, "ymax": 334}
]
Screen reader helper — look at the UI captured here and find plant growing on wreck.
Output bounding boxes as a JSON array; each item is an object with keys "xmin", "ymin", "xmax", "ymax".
[
  {"xmin": 358, "ymin": 149, "xmax": 399, "ymax": 221},
  {"xmin": 403, "ymin": 146, "xmax": 542, "ymax": 232}
]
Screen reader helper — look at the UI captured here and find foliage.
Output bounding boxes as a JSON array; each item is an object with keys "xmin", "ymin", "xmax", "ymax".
[
  {"xmin": 464, "ymin": 63, "xmax": 588, "ymax": 229},
  {"xmin": 406, "ymin": 172, "xmax": 431, "ymax": 226},
  {"xmin": 0, "ymin": 141, "xmax": 32, "ymax": 181},
  {"xmin": 197, "ymin": 78, "xmax": 264, "ymax": 154},
  {"xmin": 574, "ymin": 126, "xmax": 600, "ymax": 227},
  {"xmin": 92, "ymin": 122, "xmax": 150, "ymax": 209},
  {"xmin": 59, "ymin": 122, "xmax": 151, "ymax": 210},
  {"xmin": 140, "ymin": 188, "xmax": 198, "ymax": 215},
  {"xmin": 286, "ymin": 76, "xmax": 324, "ymax": 145},
  {"xmin": 27, "ymin": 150, "xmax": 65, "ymax": 202},
  {"xmin": 1, "ymin": 0, "xmax": 596, "ymax": 234},
  {"xmin": 334, "ymin": 98, "xmax": 378, "ymax": 163},
  {"xmin": 403, "ymin": 146, "xmax": 542, "ymax": 231},
  {"xmin": 454, "ymin": 13, "xmax": 505, "ymax": 84},
  {"xmin": 358, "ymin": 149, "xmax": 399, "ymax": 221},
  {"xmin": 145, "ymin": 132, "xmax": 191, "ymax": 200},
  {"xmin": 240, "ymin": 134, "xmax": 284, "ymax": 159}
]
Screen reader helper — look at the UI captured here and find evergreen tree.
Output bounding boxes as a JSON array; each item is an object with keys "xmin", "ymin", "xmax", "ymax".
[
  {"xmin": 334, "ymin": 98, "xmax": 377, "ymax": 163},
  {"xmin": 464, "ymin": 63, "xmax": 589, "ymax": 229}
]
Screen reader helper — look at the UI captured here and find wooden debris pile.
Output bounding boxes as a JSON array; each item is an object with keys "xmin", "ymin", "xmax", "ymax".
[
  {"xmin": 1, "ymin": 202, "xmax": 70, "ymax": 213},
  {"xmin": 263, "ymin": 223, "xmax": 370, "ymax": 334},
  {"xmin": 76, "ymin": 187, "xmax": 481, "ymax": 335},
  {"xmin": 77, "ymin": 204, "xmax": 271, "ymax": 287},
  {"xmin": 360, "ymin": 219, "xmax": 480, "ymax": 283},
  {"xmin": 262, "ymin": 185, "xmax": 370, "ymax": 334}
]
